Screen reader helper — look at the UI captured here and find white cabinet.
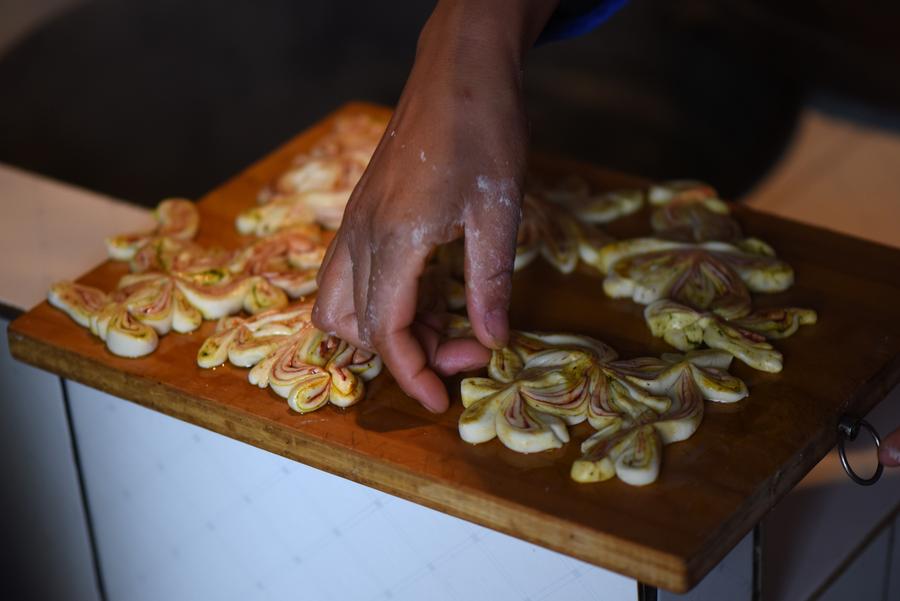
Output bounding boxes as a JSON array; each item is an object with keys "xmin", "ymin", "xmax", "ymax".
[{"xmin": 0, "ymin": 318, "xmax": 99, "ymax": 601}]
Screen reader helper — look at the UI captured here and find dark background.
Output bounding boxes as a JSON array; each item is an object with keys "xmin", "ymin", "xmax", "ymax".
[{"xmin": 0, "ymin": 0, "xmax": 899, "ymax": 206}]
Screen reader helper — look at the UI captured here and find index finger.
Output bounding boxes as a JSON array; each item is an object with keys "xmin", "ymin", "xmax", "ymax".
[{"xmin": 365, "ymin": 247, "xmax": 450, "ymax": 413}]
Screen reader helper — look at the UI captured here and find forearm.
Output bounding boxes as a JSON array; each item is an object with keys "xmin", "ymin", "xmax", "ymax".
[
  {"xmin": 416, "ymin": 0, "xmax": 560, "ymax": 87},
  {"xmin": 315, "ymin": 1, "xmax": 558, "ymax": 410}
]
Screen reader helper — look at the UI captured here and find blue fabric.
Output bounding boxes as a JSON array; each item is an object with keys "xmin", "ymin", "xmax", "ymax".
[{"xmin": 537, "ymin": 0, "xmax": 628, "ymax": 44}]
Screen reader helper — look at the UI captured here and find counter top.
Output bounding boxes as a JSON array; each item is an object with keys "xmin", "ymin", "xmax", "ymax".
[{"xmin": 0, "ymin": 163, "xmax": 150, "ymax": 314}]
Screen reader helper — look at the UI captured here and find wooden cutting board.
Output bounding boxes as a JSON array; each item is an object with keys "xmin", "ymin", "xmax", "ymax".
[{"xmin": 9, "ymin": 102, "xmax": 900, "ymax": 592}]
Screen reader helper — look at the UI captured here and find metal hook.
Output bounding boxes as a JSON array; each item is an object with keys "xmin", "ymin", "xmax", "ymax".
[{"xmin": 837, "ymin": 416, "xmax": 883, "ymax": 486}]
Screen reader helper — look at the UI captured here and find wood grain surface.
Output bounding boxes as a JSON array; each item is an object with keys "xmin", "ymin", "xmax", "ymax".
[{"xmin": 8, "ymin": 102, "xmax": 900, "ymax": 592}]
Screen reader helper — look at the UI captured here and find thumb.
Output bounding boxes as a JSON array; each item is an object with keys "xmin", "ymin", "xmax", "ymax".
[
  {"xmin": 879, "ymin": 426, "xmax": 900, "ymax": 467},
  {"xmin": 464, "ymin": 196, "xmax": 520, "ymax": 350}
]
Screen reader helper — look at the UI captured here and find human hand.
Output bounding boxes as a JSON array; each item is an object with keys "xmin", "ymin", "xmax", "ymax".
[
  {"xmin": 313, "ymin": 0, "xmax": 559, "ymax": 412},
  {"xmin": 879, "ymin": 425, "xmax": 900, "ymax": 466}
]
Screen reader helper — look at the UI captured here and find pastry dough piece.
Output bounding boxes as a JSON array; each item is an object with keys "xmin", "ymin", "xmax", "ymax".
[
  {"xmin": 531, "ymin": 174, "xmax": 644, "ymax": 224},
  {"xmin": 647, "ymin": 180, "xmax": 718, "ymax": 206},
  {"xmin": 730, "ymin": 306, "xmax": 819, "ymax": 338},
  {"xmin": 48, "ymin": 281, "xmax": 159, "ymax": 357},
  {"xmin": 460, "ymin": 379, "xmax": 571, "ymax": 452},
  {"xmin": 598, "ymin": 238, "xmax": 794, "ymax": 319},
  {"xmin": 90, "ymin": 303, "xmax": 159, "ymax": 358},
  {"xmin": 49, "ymin": 266, "xmax": 289, "ymax": 358},
  {"xmin": 123, "ymin": 268, "xmax": 286, "ymax": 326},
  {"xmin": 613, "ymin": 350, "xmax": 749, "ymax": 404},
  {"xmin": 572, "ymin": 350, "xmax": 746, "ymax": 486},
  {"xmin": 456, "ymin": 325, "xmax": 748, "ymax": 482},
  {"xmin": 459, "ymin": 332, "xmax": 617, "ymax": 453},
  {"xmin": 197, "ymin": 302, "xmax": 382, "ymax": 412},
  {"xmin": 650, "ymin": 196, "xmax": 743, "ymax": 243},
  {"xmin": 117, "ymin": 273, "xmax": 181, "ymax": 334},
  {"xmin": 239, "ymin": 114, "xmax": 387, "ymax": 235},
  {"xmin": 418, "ymin": 252, "xmax": 467, "ymax": 312},
  {"xmin": 48, "ymin": 282, "xmax": 109, "ymax": 328},
  {"xmin": 127, "ymin": 236, "xmax": 211, "ymax": 274},
  {"xmin": 116, "ymin": 273, "xmax": 206, "ymax": 334},
  {"xmin": 236, "ymin": 189, "xmax": 351, "ymax": 235},
  {"xmin": 574, "ymin": 189, "xmax": 644, "ymax": 224},
  {"xmin": 516, "ymin": 194, "xmax": 613, "ymax": 274},
  {"xmin": 197, "ymin": 303, "xmax": 313, "ymax": 368},
  {"xmin": 106, "ymin": 198, "xmax": 199, "ymax": 261},
  {"xmin": 647, "ymin": 179, "xmax": 758, "ymax": 243},
  {"xmin": 228, "ymin": 225, "xmax": 326, "ymax": 298},
  {"xmin": 644, "ymin": 299, "xmax": 817, "ymax": 372},
  {"xmin": 174, "ymin": 270, "xmax": 286, "ymax": 319},
  {"xmin": 573, "ymin": 424, "xmax": 662, "ymax": 486},
  {"xmin": 422, "ymin": 194, "xmax": 612, "ymax": 292},
  {"xmin": 49, "ymin": 219, "xmax": 326, "ymax": 359},
  {"xmin": 311, "ymin": 113, "xmax": 387, "ymax": 158},
  {"xmin": 261, "ymin": 329, "xmax": 382, "ymax": 412}
]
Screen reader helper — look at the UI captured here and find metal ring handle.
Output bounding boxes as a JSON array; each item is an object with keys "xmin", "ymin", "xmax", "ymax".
[{"xmin": 837, "ymin": 417, "xmax": 883, "ymax": 486}]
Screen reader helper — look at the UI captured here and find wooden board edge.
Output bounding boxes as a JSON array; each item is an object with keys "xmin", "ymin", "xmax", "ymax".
[
  {"xmin": 683, "ymin": 349, "xmax": 900, "ymax": 586},
  {"xmin": 6, "ymin": 323, "xmax": 693, "ymax": 592}
]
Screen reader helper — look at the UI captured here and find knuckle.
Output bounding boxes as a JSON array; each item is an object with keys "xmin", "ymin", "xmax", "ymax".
[
  {"xmin": 311, "ymin": 303, "xmax": 334, "ymax": 331},
  {"xmin": 311, "ymin": 302, "xmax": 340, "ymax": 332}
]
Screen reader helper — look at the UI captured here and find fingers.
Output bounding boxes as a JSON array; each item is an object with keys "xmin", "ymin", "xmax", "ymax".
[
  {"xmin": 879, "ymin": 427, "xmax": 900, "ymax": 467},
  {"xmin": 316, "ymin": 230, "xmax": 487, "ymax": 412},
  {"xmin": 316, "ymin": 231, "xmax": 341, "ymax": 288},
  {"xmin": 412, "ymin": 313, "xmax": 491, "ymax": 376},
  {"xmin": 362, "ymin": 247, "xmax": 450, "ymax": 412},
  {"xmin": 349, "ymin": 236, "xmax": 372, "ymax": 346},
  {"xmin": 464, "ymin": 197, "xmax": 520, "ymax": 349},
  {"xmin": 311, "ymin": 237, "xmax": 366, "ymax": 349}
]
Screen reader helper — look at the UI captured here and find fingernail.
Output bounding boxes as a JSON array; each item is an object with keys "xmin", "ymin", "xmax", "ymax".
[{"xmin": 484, "ymin": 309, "xmax": 508, "ymax": 348}]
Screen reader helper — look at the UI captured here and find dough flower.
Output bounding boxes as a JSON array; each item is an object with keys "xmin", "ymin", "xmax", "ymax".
[
  {"xmin": 459, "ymin": 332, "xmax": 617, "ymax": 453},
  {"xmin": 50, "ymin": 197, "xmax": 335, "ymax": 357},
  {"xmin": 644, "ymin": 299, "xmax": 817, "ymax": 372},
  {"xmin": 105, "ymin": 198, "xmax": 199, "ymax": 262},
  {"xmin": 197, "ymin": 302, "xmax": 383, "ymax": 413},
  {"xmin": 597, "ymin": 238, "xmax": 794, "ymax": 319},
  {"xmin": 572, "ymin": 350, "xmax": 747, "ymax": 486},
  {"xmin": 648, "ymin": 180, "xmax": 743, "ymax": 243},
  {"xmin": 531, "ymin": 174, "xmax": 644, "ymax": 224},
  {"xmin": 237, "ymin": 114, "xmax": 387, "ymax": 235},
  {"xmin": 228, "ymin": 225, "xmax": 326, "ymax": 298},
  {"xmin": 49, "ymin": 281, "xmax": 159, "ymax": 357},
  {"xmin": 516, "ymin": 194, "xmax": 613, "ymax": 274}
]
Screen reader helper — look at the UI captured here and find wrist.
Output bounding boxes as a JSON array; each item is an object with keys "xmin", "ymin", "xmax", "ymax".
[{"xmin": 417, "ymin": 0, "xmax": 559, "ymax": 77}]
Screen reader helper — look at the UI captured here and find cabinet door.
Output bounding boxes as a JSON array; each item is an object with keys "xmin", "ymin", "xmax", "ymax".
[
  {"xmin": 0, "ymin": 318, "xmax": 99, "ymax": 601},
  {"xmin": 66, "ymin": 380, "xmax": 639, "ymax": 601}
]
